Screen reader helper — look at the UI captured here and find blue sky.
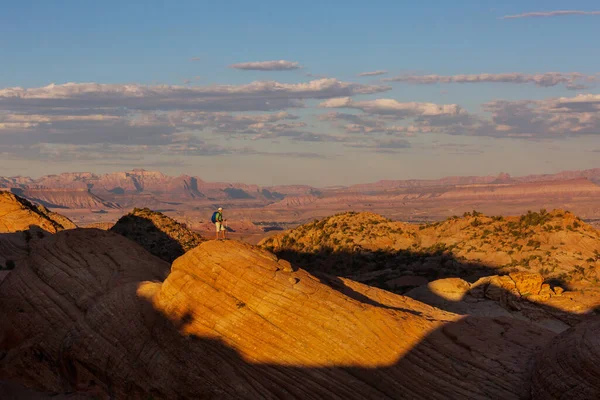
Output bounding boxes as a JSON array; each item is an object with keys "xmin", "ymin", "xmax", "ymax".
[{"xmin": 1, "ymin": 1, "xmax": 599, "ymax": 185}]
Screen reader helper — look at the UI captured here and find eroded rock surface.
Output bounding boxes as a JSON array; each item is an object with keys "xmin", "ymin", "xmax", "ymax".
[
  {"xmin": 532, "ymin": 316, "xmax": 600, "ymax": 399},
  {"xmin": 0, "ymin": 237, "xmax": 559, "ymax": 399},
  {"xmin": 0, "ymin": 229, "xmax": 170, "ymax": 395},
  {"xmin": 0, "ymin": 191, "xmax": 72, "ymax": 233},
  {"xmin": 407, "ymin": 272, "xmax": 598, "ymax": 332},
  {"xmin": 0, "ymin": 191, "xmax": 76, "ymax": 273}
]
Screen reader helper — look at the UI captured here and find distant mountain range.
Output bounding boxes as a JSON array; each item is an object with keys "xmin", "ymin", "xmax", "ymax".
[{"xmin": 1, "ymin": 168, "xmax": 599, "ymax": 214}]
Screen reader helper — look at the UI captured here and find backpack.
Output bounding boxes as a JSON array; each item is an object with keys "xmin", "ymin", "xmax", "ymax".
[{"xmin": 211, "ymin": 211, "xmax": 219, "ymax": 223}]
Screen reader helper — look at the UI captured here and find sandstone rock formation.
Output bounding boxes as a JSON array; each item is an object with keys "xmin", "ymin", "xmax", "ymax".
[
  {"xmin": 532, "ymin": 315, "xmax": 600, "ymax": 399},
  {"xmin": 406, "ymin": 272, "xmax": 598, "ymax": 332},
  {"xmin": 0, "ymin": 229, "xmax": 170, "ymax": 396},
  {"xmin": 0, "ymin": 235, "xmax": 572, "ymax": 399},
  {"xmin": 16, "ymin": 188, "xmax": 120, "ymax": 210},
  {"xmin": 110, "ymin": 207, "xmax": 204, "ymax": 262},
  {"xmin": 261, "ymin": 210, "xmax": 600, "ymax": 291},
  {"xmin": 3, "ymin": 168, "xmax": 600, "ymax": 228},
  {"xmin": 0, "ymin": 191, "xmax": 77, "ymax": 271},
  {"xmin": 35, "ymin": 205, "xmax": 78, "ymax": 230},
  {"xmin": 0, "ymin": 191, "xmax": 72, "ymax": 233}
]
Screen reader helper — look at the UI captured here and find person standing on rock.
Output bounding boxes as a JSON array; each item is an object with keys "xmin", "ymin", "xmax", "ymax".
[{"xmin": 212, "ymin": 207, "xmax": 227, "ymax": 240}]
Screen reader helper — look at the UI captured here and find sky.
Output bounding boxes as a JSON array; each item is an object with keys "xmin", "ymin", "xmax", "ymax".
[{"xmin": 1, "ymin": 0, "xmax": 599, "ymax": 186}]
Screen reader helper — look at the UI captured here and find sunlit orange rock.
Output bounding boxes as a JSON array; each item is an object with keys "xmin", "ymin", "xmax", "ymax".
[
  {"xmin": 0, "ymin": 191, "xmax": 71, "ymax": 233},
  {"xmin": 0, "ymin": 235, "xmax": 562, "ymax": 398}
]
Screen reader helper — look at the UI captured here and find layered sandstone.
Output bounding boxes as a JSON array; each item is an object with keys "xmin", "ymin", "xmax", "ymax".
[
  {"xmin": 532, "ymin": 315, "xmax": 600, "ymax": 399},
  {"xmin": 0, "ymin": 191, "xmax": 67, "ymax": 233},
  {"xmin": 406, "ymin": 272, "xmax": 595, "ymax": 332},
  {"xmin": 0, "ymin": 192, "xmax": 76, "ymax": 274},
  {"xmin": 0, "ymin": 235, "xmax": 564, "ymax": 399},
  {"xmin": 17, "ymin": 188, "xmax": 120, "ymax": 210},
  {"xmin": 261, "ymin": 210, "xmax": 600, "ymax": 290},
  {"xmin": 0, "ymin": 229, "xmax": 170, "ymax": 395}
]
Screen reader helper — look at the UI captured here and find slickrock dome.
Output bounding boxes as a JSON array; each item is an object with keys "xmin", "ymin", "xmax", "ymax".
[
  {"xmin": 0, "ymin": 229, "xmax": 170, "ymax": 395},
  {"xmin": 532, "ymin": 316, "xmax": 600, "ymax": 399},
  {"xmin": 0, "ymin": 234, "xmax": 560, "ymax": 399}
]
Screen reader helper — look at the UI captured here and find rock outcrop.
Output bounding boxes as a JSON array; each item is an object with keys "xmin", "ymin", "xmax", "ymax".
[
  {"xmin": 0, "ymin": 191, "xmax": 76, "ymax": 271},
  {"xmin": 532, "ymin": 316, "xmax": 600, "ymax": 399},
  {"xmin": 0, "ymin": 229, "xmax": 170, "ymax": 395},
  {"xmin": 110, "ymin": 207, "xmax": 204, "ymax": 262},
  {"xmin": 0, "ymin": 236, "xmax": 564, "ymax": 399},
  {"xmin": 261, "ymin": 210, "xmax": 600, "ymax": 291},
  {"xmin": 16, "ymin": 188, "xmax": 120, "ymax": 210},
  {"xmin": 35, "ymin": 205, "xmax": 78, "ymax": 230},
  {"xmin": 406, "ymin": 272, "xmax": 598, "ymax": 332},
  {"xmin": 0, "ymin": 191, "xmax": 71, "ymax": 233}
]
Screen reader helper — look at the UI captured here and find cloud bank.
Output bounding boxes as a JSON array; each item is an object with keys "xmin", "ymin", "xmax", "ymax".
[
  {"xmin": 0, "ymin": 79, "xmax": 390, "ymax": 159},
  {"xmin": 384, "ymin": 72, "xmax": 594, "ymax": 90},
  {"xmin": 319, "ymin": 93, "xmax": 600, "ymax": 140},
  {"xmin": 320, "ymin": 97, "xmax": 464, "ymax": 118},
  {"xmin": 229, "ymin": 60, "xmax": 301, "ymax": 71},
  {"xmin": 358, "ymin": 70, "xmax": 388, "ymax": 77},
  {"xmin": 502, "ymin": 10, "xmax": 600, "ymax": 19}
]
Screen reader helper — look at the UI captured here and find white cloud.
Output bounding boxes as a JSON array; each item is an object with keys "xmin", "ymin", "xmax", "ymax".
[
  {"xmin": 319, "ymin": 97, "xmax": 464, "ymax": 118},
  {"xmin": 476, "ymin": 95, "xmax": 600, "ymax": 137},
  {"xmin": 229, "ymin": 60, "xmax": 301, "ymax": 71},
  {"xmin": 502, "ymin": 10, "xmax": 600, "ymax": 19},
  {"xmin": 384, "ymin": 72, "xmax": 595, "ymax": 89},
  {"xmin": 0, "ymin": 79, "xmax": 389, "ymax": 114},
  {"xmin": 358, "ymin": 70, "xmax": 388, "ymax": 77},
  {"xmin": 320, "ymin": 92, "xmax": 600, "ymax": 140}
]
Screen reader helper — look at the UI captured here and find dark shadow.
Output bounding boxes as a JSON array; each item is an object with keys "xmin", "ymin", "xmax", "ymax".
[
  {"xmin": 271, "ymin": 247, "xmax": 565, "ymax": 290},
  {"xmin": 109, "ymin": 214, "xmax": 193, "ymax": 263},
  {"xmin": 0, "ymin": 224, "xmax": 57, "ymax": 277},
  {"xmin": 1, "ymin": 230, "xmax": 599, "ymax": 399},
  {"xmin": 263, "ymin": 226, "xmax": 285, "ymax": 232},
  {"xmin": 269, "ymin": 247, "xmax": 597, "ymax": 330}
]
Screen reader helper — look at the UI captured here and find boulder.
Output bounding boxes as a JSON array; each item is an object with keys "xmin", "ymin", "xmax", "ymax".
[
  {"xmin": 509, "ymin": 271, "xmax": 544, "ymax": 296},
  {"xmin": 426, "ymin": 277, "xmax": 471, "ymax": 301}
]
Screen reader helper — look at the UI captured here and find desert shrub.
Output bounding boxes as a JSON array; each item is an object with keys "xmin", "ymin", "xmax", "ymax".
[
  {"xmin": 471, "ymin": 218, "xmax": 483, "ymax": 227},
  {"xmin": 520, "ymin": 210, "xmax": 552, "ymax": 227}
]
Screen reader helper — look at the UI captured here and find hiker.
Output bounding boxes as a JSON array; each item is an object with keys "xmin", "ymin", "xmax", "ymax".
[{"xmin": 212, "ymin": 207, "xmax": 227, "ymax": 240}]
